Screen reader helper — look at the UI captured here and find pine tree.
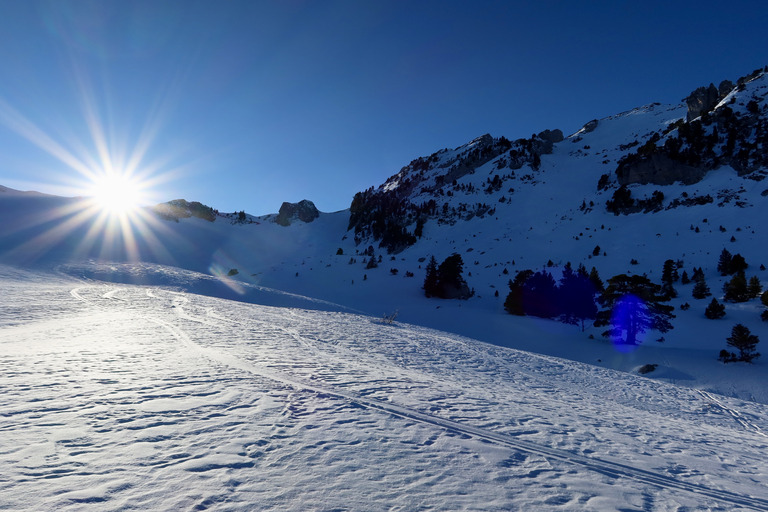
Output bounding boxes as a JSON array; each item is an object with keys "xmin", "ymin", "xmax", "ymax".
[
  {"xmin": 681, "ymin": 270, "xmax": 690, "ymax": 285},
  {"xmin": 717, "ymin": 248, "xmax": 733, "ymax": 275},
  {"xmin": 762, "ymin": 290, "xmax": 768, "ymax": 308},
  {"xmin": 730, "ymin": 253, "xmax": 748, "ymax": 274},
  {"xmin": 595, "ymin": 274, "xmax": 675, "ymax": 345},
  {"xmin": 723, "ymin": 324, "xmax": 761, "ymax": 362},
  {"xmin": 704, "ymin": 298, "xmax": 725, "ymax": 319},
  {"xmin": 692, "ymin": 276, "xmax": 711, "ymax": 299},
  {"xmin": 425, "ymin": 254, "xmax": 471, "ymax": 299},
  {"xmin": 691, "ymin": 267, "xmax": 704, "ymax": 282},
  {"xmin": 661, "ymin": 259, "xmax": 678, "ymax": 299},
  {"xmin": 723, "ymin": 271, "xmax": 749, "ymax": 302},
  {"xmin": 504, "ymin": 270, "xmax": 534, "ymax": 316},
  {"xmin": 588, "ymin": 266, "xmax": 604, "ymax": 293},
  {"xmin": 662, "ymin": 259, "xmax": 679, "ymax": 282},
  {"xmin": 521, "ymin": 270, "xmax": 559, "ymax": 318},
  {"xmin": 559, "ymin": 265, "xmax": 598, "ymax": 331},
  {"xmin": 366, "ymin": 249, "xmax": 379, "ymax": 269},
  {"xmin": 423, "ymin": 256, "xmax": 439, "ymax": 297},
  {"xmin": 747, "ymin": 276, "xmax": 762, "ymax": 299}
]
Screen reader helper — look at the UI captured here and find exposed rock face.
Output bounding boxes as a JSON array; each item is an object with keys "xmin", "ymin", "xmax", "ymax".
[
  {"xmin": 685, "ymin": 83, "xmax": 720, "ymax": 122},
  {"xmin": 616, "ymin": 153, "xmax": 708, "ymax": 186},
  {"xmin": 275, "ymin": 199, "xmax": 320, "ymax": 226},
  {"xmin": 154, "ymin": 199, "xmax": 217, "ymax": 222},
  {"xmin": 718, "ymin": 80, "xmax": 734, "ymax": 97},
  {"xmin": 581, "ymin": 119, "xmax": 598, "ymax": 133},
  {"xmin": 537, "ymin": 129, "xmax": 564, "ymax": 143}
]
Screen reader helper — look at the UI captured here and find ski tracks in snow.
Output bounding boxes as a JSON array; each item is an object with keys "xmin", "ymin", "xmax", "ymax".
[
  {"xmin": 698, "ymin": 390, "xmax": 768, "ymax": 439},
  {"xmin": 66, "ymin": 284, "xmax": 768, "ymax": 511}
]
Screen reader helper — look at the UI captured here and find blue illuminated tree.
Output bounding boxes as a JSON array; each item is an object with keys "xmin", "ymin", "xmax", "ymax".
[{"xmin": 595, "ymin": 274, "xmax": 674, "ymax": 345}]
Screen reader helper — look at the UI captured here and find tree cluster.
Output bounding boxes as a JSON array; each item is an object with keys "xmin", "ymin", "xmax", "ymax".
[
  {"xmin": 504, "ymin": 264, "xmax": 599, "ymax": 331},
  {"xmin": 594, "ymin": 274, "xmax": 674, "ymax": 345},
  {"xmin": 616, "ymin": 69, "xmax": 768, "ymax": 184},
  {"xmin": 605, "ymin": 187, "xmax": 664, "ymax": 215},
  {"xmin": 717, "ymin": 248, "xmax": 748, "ymax": 275},
  {"xmin": 424, "ymin": 254, "xmax": 471, "ymax": 299}
]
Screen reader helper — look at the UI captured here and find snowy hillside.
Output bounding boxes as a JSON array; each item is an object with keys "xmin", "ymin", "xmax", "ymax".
[
  {"xmin": 2, "ymin": 70, "xmax": 768, "ymax": 404},
  {"xmin": 2, "ymin": 68, "xmax": 768, "ymax": 510},
  {"xmin": 2, "ymin": 265, "xmax": 768, "ymax": 511}
]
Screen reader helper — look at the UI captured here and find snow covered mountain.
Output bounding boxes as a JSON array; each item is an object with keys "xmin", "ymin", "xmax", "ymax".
[
  {"xmin": 2, "ymin": 67, "xmax": 768, "ymax": 510},
  {"xmin": 2, "ymin": 68, "xmax": 768, "ymax": 397}
]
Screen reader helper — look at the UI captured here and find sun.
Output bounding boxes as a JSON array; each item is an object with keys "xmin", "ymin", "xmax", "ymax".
[{"xmin": 88, "ymin": 172, "xmax": 145, "ymax": 215}]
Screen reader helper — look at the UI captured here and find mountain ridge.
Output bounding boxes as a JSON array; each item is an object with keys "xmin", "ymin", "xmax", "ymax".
[{"xmin": 1, "ymin": 67, "xmax": 767, "ymax": 403}]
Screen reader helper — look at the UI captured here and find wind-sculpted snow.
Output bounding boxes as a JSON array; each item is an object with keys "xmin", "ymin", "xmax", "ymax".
[{"xmin": 1, "ymin": 266, "xmax": 767, "ymax": 511}]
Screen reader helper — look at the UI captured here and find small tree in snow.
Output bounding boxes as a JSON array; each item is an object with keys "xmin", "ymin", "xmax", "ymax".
[
  {"xmin": 704, "ymin": 298, "xmax": 725, "ymax": 319},
  {"xmin": 692, "ymin": 275, "xmax": 711, "ymax": 299},
  {"xmin": 719, "ymin": 324, "xmax": 760, "ymax": 363}
]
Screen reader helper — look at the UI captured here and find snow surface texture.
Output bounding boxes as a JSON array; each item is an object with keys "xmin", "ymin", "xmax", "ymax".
[
  {"xmin": 2, "ymin": 265, "xmax": 768, "ymax": 511},
  {"xmin": 3, "ymin": 73, "xmax": 768, "ymax": 509}
]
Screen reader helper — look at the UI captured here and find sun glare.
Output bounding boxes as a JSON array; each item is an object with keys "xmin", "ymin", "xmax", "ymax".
[{"xmin": 89, "ymin": 172, "xmax": 145, "ymax": 215}]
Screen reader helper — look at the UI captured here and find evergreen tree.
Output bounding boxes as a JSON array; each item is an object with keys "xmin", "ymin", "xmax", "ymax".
[
  {"xmin": 436, "ymin": 254, "xmax": 470, "ymax": 299},
  {"xmin": 730, "ymin": 254, "xmax": 748, "ymax": 274},
  {"xmin": 680, "ymin": 270, "xmax": 690, "ymax": 285},
  {"xmin": 747, "ymin": 276, "xmax": 762, "ymax": 299},
  {"xmin": 559, "ymin": 265, "xmax": 598, "ymax": 331},
  {"xmin": 521, "ymin": 270, "xmax": 559, "ymax": 318},
  {"xmin": 366, "ymin": 249, "xmax": 379, "ymax": 269},
  {"xmin": 717, "ymin": 248, "xmax": 733, "ymax": 275},
  {"xmin": 717, "ymin": 249, "xmax": 748, "ymax": 275},
  {"xmin": 692, "ymin": 276, "xmax": 711, "ymax": 299},
  {"xmin": 661, "ymin": 259, "xmax": 678, "ymax": 299},
  {"xmin": 722, "ymin": 324, "xmax": 761, "ymax": 363},
  {"xmin": 423, "ymin": 256, "xmax": 439, "ymax": 297},
  {"xmin": 691, "ymin": 267, "xmax": 705, "ymax": 282},
  {"xmin": 762, "ymin": 290, "xmax": 768, "ymax": 308},
  {"xmin": 504, "ymin": 270, "xmax": 534, "ymax": 315},
  {"xmin": 414, "ymin": 217, "xmax": 425, "ymax": 238},
  {"xmin": 588, "ymin": 266, "xmax": 604, "ymax": 293},
  {"xmin": 723, "ymin": 271, "xmax": 749, "ymax": 302},
  {"xmin": 425, "ymin": 254, "xmax": 471, "ymax": 299},
  {"xmin": 704, "ymin": 298, "xmax": 726, "ymax": 319},
  {"xmin": 595, "ymin": 274, "xmax": 674, "ymax": 345},
  {"xmin": 662, "ymin": 259, "xmax": 679, "ymax": 282}
]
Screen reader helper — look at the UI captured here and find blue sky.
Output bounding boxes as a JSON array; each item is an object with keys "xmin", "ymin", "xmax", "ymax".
[{"xmin": 0, "ymin": 0, "xmax": 766, "ymax": 215}]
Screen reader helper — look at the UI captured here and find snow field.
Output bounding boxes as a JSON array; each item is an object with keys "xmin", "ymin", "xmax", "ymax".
[{"xmin": 2, "ymin": 267, "xmax": 767, "ymax": 510}]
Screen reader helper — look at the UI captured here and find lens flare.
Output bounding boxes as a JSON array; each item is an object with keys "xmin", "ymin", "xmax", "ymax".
[
  {"xmin": 88, "ymin": 172, "xmax": 146, "ymax": 215},
  {"xmin": 610, "ymin": 294, "xmax": 645, "ymax": 353}
]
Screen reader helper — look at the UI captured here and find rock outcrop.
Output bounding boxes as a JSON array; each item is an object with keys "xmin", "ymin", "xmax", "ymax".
[
  {"xmin": 537, "ymin": 129, "xmax": 564, "ymax": 144},
  {"xmin": 581, "ymin": 119, "xmax": 599, "ymax": 134},
  {"xmin": 154, "ymin": 199, "xmax": 217, "ymax": 222},
  {"xmin": 684, "ymin": 83, "xmax": 720, "ymax": 122},
  {"xmin": 275, "ymin": 200, "xmax": 320, "ymax": 226},
  {"xmin": 616, "ymin": 153, "xmax": 708, "ymax": 186}
]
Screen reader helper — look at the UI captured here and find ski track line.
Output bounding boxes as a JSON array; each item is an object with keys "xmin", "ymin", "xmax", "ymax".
[
  {"xmin": 74, "ymin": 285, "xmax": 768, "ymax": 511},
  {"xmin": 698, "ymin": 390, "xmax": 768, "ymax": 439}
]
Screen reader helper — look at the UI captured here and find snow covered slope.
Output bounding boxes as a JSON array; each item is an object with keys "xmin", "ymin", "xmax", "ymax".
[
  {"xmin": 2, "ymin": 69, "xmax": 768, "ymax": 510},
  {"xmin": 2, "ymin": 265, "xmax": 768, "ymax": 511},
  {"xmin": 1, "ymin": 70, "xmax": 767, "ymax": 402}
]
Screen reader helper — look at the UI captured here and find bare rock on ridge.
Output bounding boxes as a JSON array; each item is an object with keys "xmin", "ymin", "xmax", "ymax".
[{"xmin": 275, "ymin": 200, "xmax": 320, "ymax": 226}]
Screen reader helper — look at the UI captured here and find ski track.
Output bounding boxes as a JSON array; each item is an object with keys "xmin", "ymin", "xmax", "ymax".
[
  {"xmin": 68, "ymin": 284, "xmax": 768, "ymax": 511},
  {"xmin": 3, "ymin": 277, "xmax": 767, "ymax": 511},
  {"xmin": 698, "ymin": 390, "xmax": 768, "ymax": 439}
]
